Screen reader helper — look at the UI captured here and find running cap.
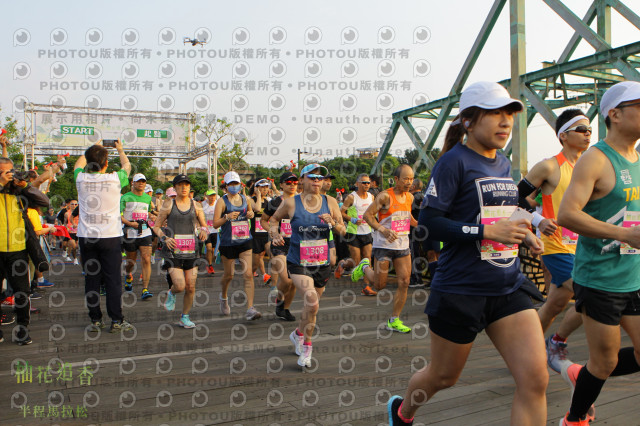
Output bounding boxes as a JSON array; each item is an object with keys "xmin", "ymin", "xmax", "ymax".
[
  {"xmin": 600, "ymin": 81, "xmax": 640, "ymax": 118},
  {"xmin": 132, "ymin": 173, "xmax": 146, "ymax": 182},
  {"xmin": 166, "ymin": 187, "xmax": 177, "ymax": 197},
  {"xmin": 144, "ymin": 184, "xmax": 153, "ymax": 193},
  {"xmin": 205, "ymin": 189, "xmax": 216, "ymax": 196},
  {"xmin": 255, "ymin": 178, "xmax": 270, "ymax": 187},
  {"xmin": 455, "ymin": 81, "xmax": 524, "ymax": 122},
  {"xmin": 224, "ymin": 171, "xmax": 241, "ymax": 184},
  {"xmin": 172, "ymin": 174, "xmax": 191, "ymax": 186},
  {"xmin": 300, "ymin": 163, "xmax": 328, "ymax": 177},
  {"xmin": 155, "ymin": 188, "xmax": 164, "ymax": 194},
  {"xmin": 324, "ymin": 173, "xmax": 336, "ymax": 179},
  {"xmin": 279, "ymin": 171, "xmax": 298, "ymax": 183}
]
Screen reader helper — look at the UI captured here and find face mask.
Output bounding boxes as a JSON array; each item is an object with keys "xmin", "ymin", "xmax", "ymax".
[{"xmin": 227, "ymin": 184, "xmax": 242, "ymax": 194}]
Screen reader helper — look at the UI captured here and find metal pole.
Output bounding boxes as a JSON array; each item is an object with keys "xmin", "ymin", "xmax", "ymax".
[
  {"xmin": 510, "ymin": 0, "xmax": 527, "ymax": 180},
  {"xmin": 207, "ymin": 143, "xmax": 212, "ymax": 189},
  {"xmin": 213, "ymin": 144, "xmax": 218, "ymax": 193}
]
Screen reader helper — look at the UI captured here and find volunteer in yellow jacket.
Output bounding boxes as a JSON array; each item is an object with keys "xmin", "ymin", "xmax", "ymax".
[{"xmin": 352, "ymin": 164, "xmax": 417, "ymax": 333}]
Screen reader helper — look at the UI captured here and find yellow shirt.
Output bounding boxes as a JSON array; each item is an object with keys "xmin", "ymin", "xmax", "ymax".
[
  {"xmin": 541, "ymin": 153, "xmax": 576, "ymax": 255},
  {"xmin": 0, "ymin": 192, "xmax": 26, "ymax": 252},
  {"xmin": 27, "ymin": 208, "xmax": 43, "ymax": 232}
]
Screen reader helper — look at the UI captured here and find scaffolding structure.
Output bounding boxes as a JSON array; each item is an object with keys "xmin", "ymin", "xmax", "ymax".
[{"xmin": 371, "ymin": 0, "xmax": 640, "ymax": 180}]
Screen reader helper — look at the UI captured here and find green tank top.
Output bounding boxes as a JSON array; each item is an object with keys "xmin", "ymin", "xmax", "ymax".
[{"xmin": 572, "ymin": 140, "xmax": 640, "ymax": 292}]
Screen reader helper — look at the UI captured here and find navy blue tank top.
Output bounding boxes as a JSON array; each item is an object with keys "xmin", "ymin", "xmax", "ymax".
[
  {"xmin": 287, "ymin": 194, "xmax": 331, "ymax": 267},
  {"xmin": 219, "ymin": 194, "xmax": 253, "ymax": 247}
]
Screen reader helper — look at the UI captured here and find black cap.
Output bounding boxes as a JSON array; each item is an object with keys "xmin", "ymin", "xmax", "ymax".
[
  {"xmin": 279, "ymin": 171, "xmax": 298, "ymax": 183},
  {"xmin": 325, "ymin": 173, "xmax": 336, "ymax": 179},
  {"xmin": 172, "ymin": 174, "xmax": 191, "ymax": 186}
]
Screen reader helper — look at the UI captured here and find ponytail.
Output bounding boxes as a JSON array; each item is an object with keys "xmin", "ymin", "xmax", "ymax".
[{"xmin": 441, "ymin": 117, "xmax": 465, "ymax": 156}]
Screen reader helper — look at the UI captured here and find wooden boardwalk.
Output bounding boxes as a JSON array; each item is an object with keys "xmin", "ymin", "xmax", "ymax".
[{"xmin": 2, "ymin": 252, "xmax": 640, "ymax": 425}]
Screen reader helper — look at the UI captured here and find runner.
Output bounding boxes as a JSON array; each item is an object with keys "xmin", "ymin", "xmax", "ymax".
[
  {"xmin": 387, "ymin": 81, "xmax": 547, "ymax": 425},
  {"xmin": 121, "ymin": 173, "xmax": 156, "ymax": 299},
  {"xmin": 57, "ymin": 200, "xmax": 70, "ymax": 260},
  {"xmin": 268, "ymin": 163, "xmax": 346, "ymax": 367},
  {"xmin": 261, "ymin": 171, "xmax": 298, "ymax": 322},
  {"xmin": 212, "ymin": 171, "xmax": 260, "ymax": 320},
  {"xmin": 202, "ymin": 188, "xmax": 219, "ymax": 274},
  {"xmin": 336, "ymin": 173, "xmax": 377, "ymax": 296},
  {"xmin": 64, "ymin": 199, "xmax": 79, "ymax": 265},
  {"xmin": 249, "ymin": 179, "xmax": 272, "ymax": 285},
  {"xmin": 153, "ymin": 174, "xmax": 208, "ymax": 329},
  {"xmin": 351, "ymin": 164, "xmax": 417, "ymax": 333},
  {"xmin": 517, "ymin": 108, "xmax": 591, "ymax": 374},
  {"xmin": 320, "ymin": 173, "xmax": 338, "ymax": 267},
  {"xmin": 557, "ymin": 81, "xmax": 640, "ymax": 426}
]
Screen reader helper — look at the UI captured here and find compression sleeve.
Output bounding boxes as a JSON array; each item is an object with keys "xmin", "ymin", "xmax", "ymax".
[
  {"xmin": 517, "ymin": 178, "xmax": 537, "ymax": 212},
  {"xmin": 419, "ymin": 206, "xmax": 484, "ymax": 242}
]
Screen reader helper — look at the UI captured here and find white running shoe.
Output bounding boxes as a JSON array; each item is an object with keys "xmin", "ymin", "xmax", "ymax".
[
  {"xmin": 73, "ymin": 258, "xmax": 79, "ymax": 265},
  {"xmin": 297, "ymin": 344, "xmax": 312, "ymax": 368},
  {"xmin": 289, "ymin": 330, "xmax": 303, "ymax": 356}
]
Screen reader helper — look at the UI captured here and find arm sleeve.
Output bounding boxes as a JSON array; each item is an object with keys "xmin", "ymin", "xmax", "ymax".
[
  {"xmin": 419, "ymin": 206, "xmax": 484, "ymax": 242},
  {"xmin": 117, "ymin": 169, "xmax": 129, "ymax": 188},
  {"xmin": 517, "ymin": 178, "xmax": 537, "ymax": 212}
]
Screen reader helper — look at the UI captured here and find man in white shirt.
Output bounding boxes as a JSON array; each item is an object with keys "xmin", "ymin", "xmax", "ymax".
[{"xmin": 75, "ymin": 140, "xmax": 132, "ymax": 333}]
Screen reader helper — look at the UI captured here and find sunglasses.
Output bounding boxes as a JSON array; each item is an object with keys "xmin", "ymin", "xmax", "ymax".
[
  {"xmin": 70, "ymin": 203, "xmax": 78, "ymax": 206},
  {"xmin": 564, "ymin": 125, "xmax": 592, "ymax": 134},
  {"xmin": 306, "ymin": 174, "xmax": 324, "ymax": 181},
  {"xmin": 617, "ymin": 101, "xmax": 640, "ymax": 109},
  {"xmin": 135, "ymin": 180, "xmax": 147, "ymax": 183},
  {"xmin": 283, "ymin": 180, "xmax": 299, "ymax": 185},
  {"xmin": 359, "ymin": 181, "xmax": 371, "ymax": 184}
]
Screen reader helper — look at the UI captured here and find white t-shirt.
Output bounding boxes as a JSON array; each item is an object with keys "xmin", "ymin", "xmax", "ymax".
[
  {"xmin": 202, "ymin": 197, "xmax": 219, "ymax": 233},
  {"xmin": 75, "ymin": 168, "xmax": 128, "ymax": 239}
]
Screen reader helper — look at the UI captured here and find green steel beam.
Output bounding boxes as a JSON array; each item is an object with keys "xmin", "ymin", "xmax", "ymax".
[
  {"xmin": 371, "ymin": 118, "xmax": 401, "ymax": 173},
  {"xmin": 399, "ymin": 117, "xmax": 435, "ymax": 169},
  {"xmin": 607, "ymin": 0, "xmax": 640, "ymax": 29},
  {"xmin": 543, "ymin": 0, "xmax": 610, "ymax": 51},
  {"xmin": 523, "ymin": 84, "xmax": 557, "ymax": 129},
  {"xmin": 510, "ymin": 0, "xmax": 528, "ymax": 179}
]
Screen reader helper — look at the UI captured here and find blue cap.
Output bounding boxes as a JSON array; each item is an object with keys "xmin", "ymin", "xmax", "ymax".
[{"xmin": 300, "ymin": 163, "xmax": 328, "ymax": 177}]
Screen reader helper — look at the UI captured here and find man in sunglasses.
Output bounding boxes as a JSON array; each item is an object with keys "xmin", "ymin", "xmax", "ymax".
[
  {"xmin": 517, "ymin": 109, "xmax": 592, "ymax": 375},
  {"xmin": 557, "ymin": 81, "xmax": 640, "ymax": 426}
]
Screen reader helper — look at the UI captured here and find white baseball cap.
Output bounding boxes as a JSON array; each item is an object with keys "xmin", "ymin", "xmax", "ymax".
[
  {"xmin": 132, "ymin": 173, "xmax": 146, "ymax": 182},
  {"xmin": 600, "ymin": 81, "xmax": 640, "ymax": 118},
  {"xmin": 144, "ymin": 184, "xmax": 153, "ymax": 193},
  {"xmin": 458, "ymin": 81, "xmax": 524, "ymax": 114},
  {"xmin": 224, "ymin": 171, "xmax": 241, "ymax": 184}
]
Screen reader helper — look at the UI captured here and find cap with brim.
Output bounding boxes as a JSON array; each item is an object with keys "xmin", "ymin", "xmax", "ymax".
[
  {"xmin": 132, "ymin": 173, "xmax": 146, "ymax": 182},
  {"xmin": 600, "ymin": 81, "xmax": 640, "ymax": 118},
  {"xmin": 300, "ymin": 163, "xmax": 329, "ymax": 177},
  {"xmin": 172, "ymin": 174, "xmax": 191, "ymax": 186},
  {"xmin": 205, "ymin": 189, "xmax": 216, "ymax": 196},
  {"xmin": 224, "ymin": 171, "xmax": 241, "ymax": 184},
  {"xmin": 325, "ymin": 173, "xmax": 336, "ymax": 179},
  {"xmin": 255, "ymin": 178, "xmax": 270, "ymax": 187},
  {"xmin": 144, "ymin": 184, "xmax": 153, "ymax": 193},
  {"xmin": 155, "ymin": 188, "xmax": 164, "ymax": 194},
  {"xmin": 457, "ymin": 81, "xmax": 524, "ymax": 119},
  {"xmin": 166, "ymin": 187, "xmax": 177, "ymax": 197},
  {"xmin": 279, "ymin": 171, "xmax": 298, "ymax": 183}
]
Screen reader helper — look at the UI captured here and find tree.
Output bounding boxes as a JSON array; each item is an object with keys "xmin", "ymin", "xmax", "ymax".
[
  {"xmin": 194, "ymin": 115, "xmax": 253, "ymax": 175},
  {"xmin": 0, "ymin": 109, "xmax": 23, "ymax": 163}
]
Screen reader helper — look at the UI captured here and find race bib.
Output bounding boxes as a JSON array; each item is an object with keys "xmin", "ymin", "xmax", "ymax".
[
  {"xmin": 561, "ymin": 227, "xmax": 578, "ymax": 245},
  {"xmin": 480, "ymin": 205, "xmax": 518, "ymax": 260},
  {"xmin": 621, "ymin": 211, "xmax": 640, "ymax": 255},
  {"xmin": 231, "ymin": 220, "xmax": 250, "ymax": 240},
  {"xmin": 300, "ymin": 239, "xmax": 328, "ymax": 266},
  {"xmin": 174, "ymin": 234, "xmax": 196, "ymax": 254},
  {"xmin": 390, "ymin": 214, "xmax": 410, "ymax": 235},
  {"xmin": 205, "ymin": 213, "xmax": 215, "ymax": 228},
  {"xmin": 254, "ymin": 218, "xmax": 267, "ymax": 233},
  {"xmin": 131, "ymin": 210, "xmax": 148, "ymax": 221},
  {"xmin": 280, "ymin": 219, "xmax": 292, "ymax": 238}
]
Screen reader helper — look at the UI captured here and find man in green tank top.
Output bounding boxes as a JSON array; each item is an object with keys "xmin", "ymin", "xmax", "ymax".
[{"xmin": 557, "ymin": 81, "xmax": 640, "ymax": 426}]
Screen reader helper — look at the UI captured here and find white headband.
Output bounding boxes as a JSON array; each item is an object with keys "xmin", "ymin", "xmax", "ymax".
[{"xmin": 557, "ymin": 115, "xmax": 589, "ymax": 139}]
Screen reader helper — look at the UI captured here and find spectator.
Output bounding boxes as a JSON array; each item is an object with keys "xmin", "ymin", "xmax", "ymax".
[
  {"xmin": 368, "ymin": 174, "xmax": 382, "ymax": 197},
  {"xmin": 74, "ymin": 140, "xmax": 133, "ymax": 333}
]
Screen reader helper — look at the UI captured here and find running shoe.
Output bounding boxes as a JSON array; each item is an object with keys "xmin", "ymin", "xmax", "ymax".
[
  {"xmin": 109, "ymin": 319, "xmax": 133, "ymax": 333},
  {"xmin": 547, "ymin": 336, "xmax": 571, "ymax": 374},
  {"xmin": 561, "ymin": 363, "xmax": 596, "ymax": 422},
  {"xmin": 268, "ymin": 286, "xmax": 279, "ymax": 304},
  {"xmin": 87, "ymin": 320, "xmax": 105, "ymax": 333},
  {"xmin": 15, "ymin": 332, "xmax": 32, "ymax": 346},
  {"xmin": 150, "ymin": 255, "xmax": 155, "ymax": 265},
  {"xmin": 164, "ymin": 291, "xmax": 176, "ymax": 312},
  {"xmin": 29, "ymin": 292, "xmax": 42, "ymax": 300},
  {"xmin": 351, "ymin": 258, "xmax": 370, "ymax": 282},
  {"xmin": 388, "ymin": 395, "xmax": 413, "ymax": 425},
  {"xmin": 253, "ymin": 271, "xmax": 259, "ymax": 277},
  {"xmin": 219, "ymin": 294, "xmax": 230, "ymax": 315},
  {"xmin": 124, "ymin": 274, "xmax": 133, "ymax": 292},
  {"xmin": 334, "ymin": 260, "xmax": 345, "ymax": 279},
  {"xmin": 408, "ymin": 282, "xmax": 425, "ymax": 288},
  {"xmin": 30, "ymin": 307, "xmax": 40, "ymax": 314},
  {"xmin": 2, "ymin": 313, "xmax": 15, "ymax": 325},
  {"xmin": 387, "ymin": 318, "xmax": 411, "ymax": 333},
  {"xmin": 207, "ymin": 265, "xmax": 215, "ymax": 274},
  {"xmin": 138, "ymin": 273, "xmax": 143, "ymax": 282},
  {"xmin": 1, "ymin": 296, "xmax": 15, "ymax": 306},
  {"xmin": 362, "ymin": 285, "xmax": 378, "ymax": 296},
  {"xmin": 178, "ymin": 314, "xmax": 196, "ymax": 329},
  {"xmin": 73, "ymin": 258, "xmax": 79, "ymax": 265},
  {"xmin": 275, "ymin": 304, "xmax": 296, "ymax": 321},
  {"xmin": 246, "ymin": 306, "xmax": 262, "ymax": 321},
  {"xmin": 141, "ymin": 288, "xmax": 153, "ymax": 300},
  {"xmin": 559, "ymin": 413, "xmax": 590, "ymax": 425},
  {"xmin": 290, "ymin": 330, "xmax": 303, "ymax": 356},
  {"xmin": 63, "ymin": 255, "xmax": 72, "ymax": 262},
  {"xmin": 99, "ymin": 285, "xmax": 106, "ymax": 296},
  {"xmin": 263, "ymin": 273, "xmax": 272, "ymax": 286},
  {"xmin": 37, "ymin": 279, "xmax": 55, "ymax": 288},
  {"xmin": 298, "ymin": 344, "xmax": 313, "ymax": 368}
]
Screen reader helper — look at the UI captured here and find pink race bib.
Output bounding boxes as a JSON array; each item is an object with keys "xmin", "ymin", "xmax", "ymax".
[
  {"xmin": 174, "ymin": 234, "xmax": 195, "ymax": 254},
  {"xmin": 561, "ymin": 227, "xmax": 578, "ymax": 245},
  {"xmin": 281, "ymin": 219, "xmax": 292, "ymax": 238},
  {"xmin": 391, "ymin": 215, "xmax": 410, "ymax": 235},
  {"xmin": 132, "ymin": 211, "xmax": 148, "ymax": 221},
  {"xmin": 300, "ymin": 239, "xmax": 328, "ymax": 266},
  {"xmin": 255, "ymin": 219, "xmax": 267, "ymax": 233},
  {"xmin": 231, "ymin": 220, "xmax": 250, "ymax": 240}
]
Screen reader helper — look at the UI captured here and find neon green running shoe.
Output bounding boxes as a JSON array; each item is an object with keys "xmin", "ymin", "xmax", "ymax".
[
  {"xmin": 386, "ymin": 318, "xmax": 411, "ymax": 333},
  {"xmin": 351, "ymin": 258, "xmax": 370, "ymax": 282}
]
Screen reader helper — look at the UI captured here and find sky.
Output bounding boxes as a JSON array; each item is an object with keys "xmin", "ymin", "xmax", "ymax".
[{"xmin": 2, "ymin": 0, "xmax": 640, "ymax": 172}]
